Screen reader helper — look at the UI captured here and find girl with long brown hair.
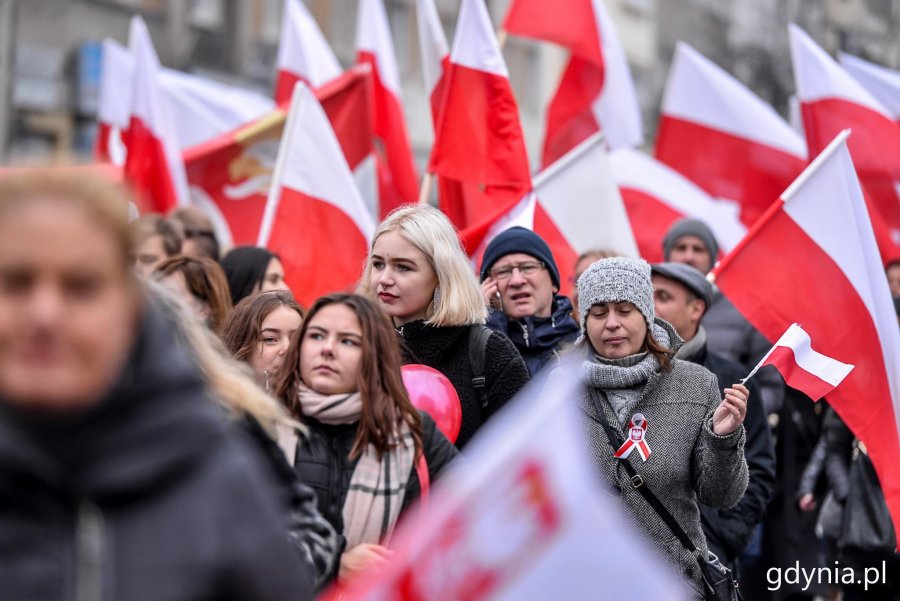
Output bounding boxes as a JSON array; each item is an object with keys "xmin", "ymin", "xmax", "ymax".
[{"xmin": 274, "ymin": 293, "xmax": 458, "ymax": 584}]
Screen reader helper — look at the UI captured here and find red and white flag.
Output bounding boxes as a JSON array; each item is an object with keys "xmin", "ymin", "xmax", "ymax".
[
  {"xmin": 415, "ymin": 0, "xmax": 450, "ymax": 126},
  {"xmin": 123, "ymin": 17, "xmax": 191, "ymax": 214},
  {"xmin": 258, "ymin": 82, "xmax": 375, "ymax": 308},
  {"xmin": 429, "ymin": 0, "xmax": 531, "ymax": 252},
  {"xmin": 838, "ymin": 52, "xmax": 900, "ymax": 122},
  {"xmin": 96, "ymin": 39, "xmax": 132, "ymax": 164},
  {"xmin": 328, "ymin": 364, "xmax": 689, "ymax": 601},
  {"xmin": 745, "ymin": 323, "xmax": 854, "ymax": 402},
  {"xmin": 609, "ymin": 148, "xmax": 746, "ymax": 263},
  {"xmin": 503, "ymin": 0, "xmax": 643, "ymax": 166},
  {"xmin": 274, "ymin": 0, "xmax": 342, "ymax": 103},
  {"xmin": 655, "ymin": 42, "xmax": 808, "ymax": 227},
  {"xmin": 356, "ymin": 0, "xmax": 419, "ymax": 215},
  {"xmin": 184, "ymin": 67, "xmax": 374, "ymax": 248},
  {"xmin": 790, "ymin": 25, "xmax": 900, "ymax": 238},
  {"xmin": 711, "ymin": 130, "xmax": 900, "ymax": 541}
]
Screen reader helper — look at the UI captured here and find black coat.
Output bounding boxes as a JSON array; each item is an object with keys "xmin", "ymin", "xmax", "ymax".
[
  {"xmin": 0, "ymin": 306, "xmax": 314, "ymax": 601},
  {"xmin": 396, "ymin": 320, "xmax": 530, "ymax": 449},
  {"xmin": 293, "ymin": 412, "xmax": 458, "ymax": 541},
  {"xmin": 485, "ymin": 295, "xmax": 580, "ymax": 377},
  {"xmin": 690, "ymin": 345, "xmax": 776, "ymax": 564}
]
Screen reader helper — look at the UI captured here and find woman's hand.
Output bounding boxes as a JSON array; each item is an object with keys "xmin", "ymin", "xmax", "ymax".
[
  {"xmin": 712, "ymin": 383, "xmax": 749, "ymax": 436},
  {"xmin": 338, "ymin": 543, "xmax": 394, "ymax": 583},
  {"xmin": 481, "ymin": 277, "xmax": 501, "ymax": 309},
  {"xmin": 798, "ymin": 492, "xmax": 817, "ymax": 512}
]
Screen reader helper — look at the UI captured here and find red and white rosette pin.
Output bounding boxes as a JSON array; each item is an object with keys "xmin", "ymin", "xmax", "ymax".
[{"xmin": 614, "ymin": 413, "xmax": 651, "ymax": 461}]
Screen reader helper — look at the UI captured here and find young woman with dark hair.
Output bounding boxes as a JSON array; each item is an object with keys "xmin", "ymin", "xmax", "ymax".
[
  {"xmin": 221, "ymin": 246, "xmax": 290, "ymax": 305},
  {"xmin": 274, "ymin": 293, "xmax": 458, "ymax": 585},
  {"xmin": 221, "ymin": 290, "xmax": 304, "ymax": 390}
]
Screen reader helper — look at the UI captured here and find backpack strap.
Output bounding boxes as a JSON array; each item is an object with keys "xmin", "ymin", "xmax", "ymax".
[
  {"xmin": 468, "ymin": 325, "xmax": 492, "ymax": 410},
  {"xmin": 415, "ymin": 455, "xmax": 429, "ymax": 503}
]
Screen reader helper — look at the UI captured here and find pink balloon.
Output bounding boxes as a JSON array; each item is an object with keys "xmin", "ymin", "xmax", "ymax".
[{"xmin": 401, "ymin": 364, "xmax": 462, "ymax": 444}]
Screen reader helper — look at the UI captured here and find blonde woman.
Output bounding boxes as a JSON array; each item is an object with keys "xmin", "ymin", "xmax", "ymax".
[{"xmin": 359, "ymin": 205, "xmax": 529, "ymax": 448}]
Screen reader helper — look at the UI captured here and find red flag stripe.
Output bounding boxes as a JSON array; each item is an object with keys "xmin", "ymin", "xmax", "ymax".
[{"xmin": 762, "ymin": 346, "xmax": 839, "ymax": 402}]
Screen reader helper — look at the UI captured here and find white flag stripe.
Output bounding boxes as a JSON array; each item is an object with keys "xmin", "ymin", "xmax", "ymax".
[
  {"xmin": 772, "ymin": 324, "xmax": 854, "ymax": 386},
  {"xmin": 356, "ymin": 0, "xmax": 404, "ymax": 97},
  {"xmin": 99, "ymin": 39, "xmax": 132, "ymax": 128},
  {"xmin": 258, "ymin": 83, "xmax": 375, "ymax": 247},
  {"xmin": 277, "ymin": 0, "xmax": 342, "ymax": 88},
  {"xmin": 609, "ymin": 148, "xmax": 747, "ymax": 252},
  {"xmin": 789, "ymin": 24, "xmax": 892, "ymax": 117},
  {"xmin": 662, "ymin": 42, "xmax": 806, "ymax": 158},
  {"xmin": 839, "ymin": 52, "xmax": 900, "ymax": 120},
  {"xmin": 415, "ymin": 0, "xmax": 449, "ymax": 94},
  {"xmin": 449, "ymin": 0, "xmax": 509, "ymax": 77},
  {"xmin": 781, "ymin": 132, "xmax": 900, "ymax": 413},
  {"xmin": 538, "ymin": 133, "xmax": 638, "ymax": 257}
]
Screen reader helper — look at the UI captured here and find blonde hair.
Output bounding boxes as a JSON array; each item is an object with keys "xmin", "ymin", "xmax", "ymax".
[
  {"xmin": 146, "ymin": 280, "xmax": 303, "ymax": 436},
  {"xmin": 358, "ymin": 204, "xmax": 486, "ymax": 326}
]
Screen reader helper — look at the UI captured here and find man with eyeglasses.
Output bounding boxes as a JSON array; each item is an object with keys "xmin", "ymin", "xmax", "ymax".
[{"xmin": 479, "ymin": 227, "xmax": 580, "ymax": 376}]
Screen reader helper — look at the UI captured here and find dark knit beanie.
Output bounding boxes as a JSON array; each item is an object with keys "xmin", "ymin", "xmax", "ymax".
[
  {"xmin": 480, "ymin": 227, "xmax": 560, "ymax": 289},
  {"xmin": 662, "ymin": 218, "xmax": 719, "ymax": 267}
]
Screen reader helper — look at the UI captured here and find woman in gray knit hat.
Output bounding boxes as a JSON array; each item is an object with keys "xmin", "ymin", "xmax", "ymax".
[{"xmin": 576, "ymin": 256, "xmax": 749, "ymax": 600}]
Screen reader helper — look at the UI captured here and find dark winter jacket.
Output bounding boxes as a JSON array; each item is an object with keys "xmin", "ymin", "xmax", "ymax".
[
  {"xmin": 485, "ymin": 294, "xmax": 580, "ymax": 376},
  {"xmin": 293, "ymin": 412, "xmax": 458, "ymax": 548},
  {"xmin": 683, "ymin": 339, "xmax": 776, "ymax": 565},
  {"xmin": 0, "ymin": 305, "xmax": 314, "ymax": 601},
  {"xmin": 579, "ymin": 319, "xmax": 748, "ymax": 600},
  {"xmin": 396, "ymin": 320, "xmax": 530, "ymax": 448}
]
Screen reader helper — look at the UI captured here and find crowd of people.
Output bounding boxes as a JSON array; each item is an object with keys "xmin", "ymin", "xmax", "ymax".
[{"xmin": 0, "ymin": 170, "xmax": 898, "ymax": 600}]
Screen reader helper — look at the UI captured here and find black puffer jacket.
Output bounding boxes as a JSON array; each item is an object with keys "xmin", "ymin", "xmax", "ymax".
[
  {"xmin": 0, "ymin": 306, "xmax": 314, "ymax": 601},
  {"xmin": 397, "ymin": 320, "xmax": 530, "ymax": 448},
  {"xmin": 293, "ymin": 412, "xmax": 457, "ymax": 545},
  {"xmin": 485, "ymin": 295, "xmax": 580, "ymax": 376}
]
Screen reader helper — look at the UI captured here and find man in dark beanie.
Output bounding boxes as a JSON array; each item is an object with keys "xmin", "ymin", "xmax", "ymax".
[
  {"xmin": 480, "ymin": 227, "xmax": 580, "ymax": 375},
  {"xmin": 663, "ymin": 218, "xmax": 785, "ymax": 415},
  {"xmin": 652, "ymin": 262, "xmax": 775, "ymax": 575}
]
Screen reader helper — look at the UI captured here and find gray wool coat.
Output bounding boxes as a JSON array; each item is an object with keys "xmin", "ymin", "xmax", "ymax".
[{"xmin": 578, "ymin": 322, "xmax": 749, "ymax": 600}]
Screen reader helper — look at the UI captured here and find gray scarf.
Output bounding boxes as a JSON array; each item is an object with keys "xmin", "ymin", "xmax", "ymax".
[{"xmin": 674, "ymin": 325, "xmax": 707, "ymax": 362}]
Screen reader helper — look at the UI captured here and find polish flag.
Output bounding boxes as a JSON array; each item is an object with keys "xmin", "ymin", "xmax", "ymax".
[
  {"xmin": 356, "ymin": 0, "xmax": 419, "ymax": 215},
  {"xmin": 790, "ymin": 25, "xmax": 900, "ymax": 237},
  {"xmin": 429, "ymin": 0, "xmax": 531, "ymax": 252},
  {"xmin": 503, "ymin": 0, "xmax": 643, "ymax": 166},
  {"xmin": 609, "ymin": 148, "xmax": 747, "ymax": 263},
  {"xmin": 711, "ymin": 130, "xmax": 900, "ymax": 540},
  {"xmin": 183, "ymin": 67, "xmax": 374, "ymax": 248},
  {"xmin": 415, "ymin": 0, "xmax": 450, "ymax": 126},
  {"xmin": 97, "ymin": 38, "xmax": 273, "ymax": 160},
  {"xmin": 327, "ymin": 363, "xmax": 690, "ymax": 601},
  {"xmin": 838, "ymin": 52, "xmax": 900, "ymax": 122},
  {"xmin": 745, "ymin": 323, "xmax": 854, "ymax": 402},
  {"xmin": 655, "ymin": 42, "xmax": 808, "ymax": 228},
  {"xmin": 274, "ymin": 0, "xmax": 343, "ymax": 103},
  {"xmin": 258, "ymin": 83, "xmax": 375, "ymax": 308},
  {"xmin": 123, "ymin": 17, "xmax": 191, "ymax": 214}
]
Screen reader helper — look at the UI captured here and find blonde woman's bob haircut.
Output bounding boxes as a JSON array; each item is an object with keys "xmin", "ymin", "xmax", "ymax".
[{"xmin": 358, "ymin": 204, "xmax": 487, "ymax": 327}]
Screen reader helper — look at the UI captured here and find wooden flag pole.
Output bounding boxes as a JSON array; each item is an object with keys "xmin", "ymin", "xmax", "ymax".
[
  {"xmin": 497, "ymin": 28, "xmax": 508, "ymax": 51},
  {"xmin": 419, "ymin": 172, "xmax": 434, "ymax": 204}
]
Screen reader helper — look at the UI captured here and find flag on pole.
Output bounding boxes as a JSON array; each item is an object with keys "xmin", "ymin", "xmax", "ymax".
[
  {"xmin": 274, "ymin": 0, "xmax": 343, "ymax": 103},
  {"xmin": 790, "ymin": 25, "xmax": 900, "ymax": 239},
  {"xmin": 744, "ymin": 323, "xmax": 854, "ymax": 402},
  {"xmin": 356, "ymin": 0, "xmax": 419, "ymax": 215},
  {"xmin": 429, "ymin": 0, "xmax": 531, "ymax": 253},
  {"xmin": 609, "ymin": 148, "xmax": 747, "ymax": 263},
  {"xmin": 329, "ymin": 362, "xmax": 690, "ymax": 601},
  {"xmin": 183, "ymin": 67, "xmax": 374, "ymax": 247},
  {"xmin": 257, "ymin": 82, "xmax": 375, "ymax": 308},
  {"xmin": 123, "ymin": 16, "xmax": 191, "ymax": 214},
  {"xmin": 711, "ymin": 129, "xmax": 900, "ymax": 545},
  {"xmin": 502, "ymin": 0, "xmax": 643, "ymax": 166},
  {"xmin": 655, "ymin": 42, "xmax": 808, "ymax": 228},
  {"xmin": 838, "ymin": 52, "xmax": 900, "ymax": 122},
  {"xmin": 415, "ymin": 0, "xmax": 450, "ymax": 126}
]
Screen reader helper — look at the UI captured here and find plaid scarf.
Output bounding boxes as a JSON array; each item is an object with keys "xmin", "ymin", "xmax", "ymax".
[{"xmin": 297, "ymin": 383, "xmax": 416, "ymax": 548}]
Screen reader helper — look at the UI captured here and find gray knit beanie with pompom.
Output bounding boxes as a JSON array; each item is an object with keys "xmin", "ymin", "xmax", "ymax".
[{"xmin": 577, "ymin": 257, "xmax": 655, "ymax": 329}]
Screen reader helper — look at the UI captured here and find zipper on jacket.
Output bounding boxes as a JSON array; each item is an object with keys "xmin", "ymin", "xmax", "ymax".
[
  {"xmin": 521, "ymin": 323, "xmax": 530, "ymax": 348},
  {"xmin": 328, "ymin": 436, "xmax": 342, "ymax": 528},
  {"xmin": 75, "ymin": 499, "xmax": 105, "ymax": 601}
]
